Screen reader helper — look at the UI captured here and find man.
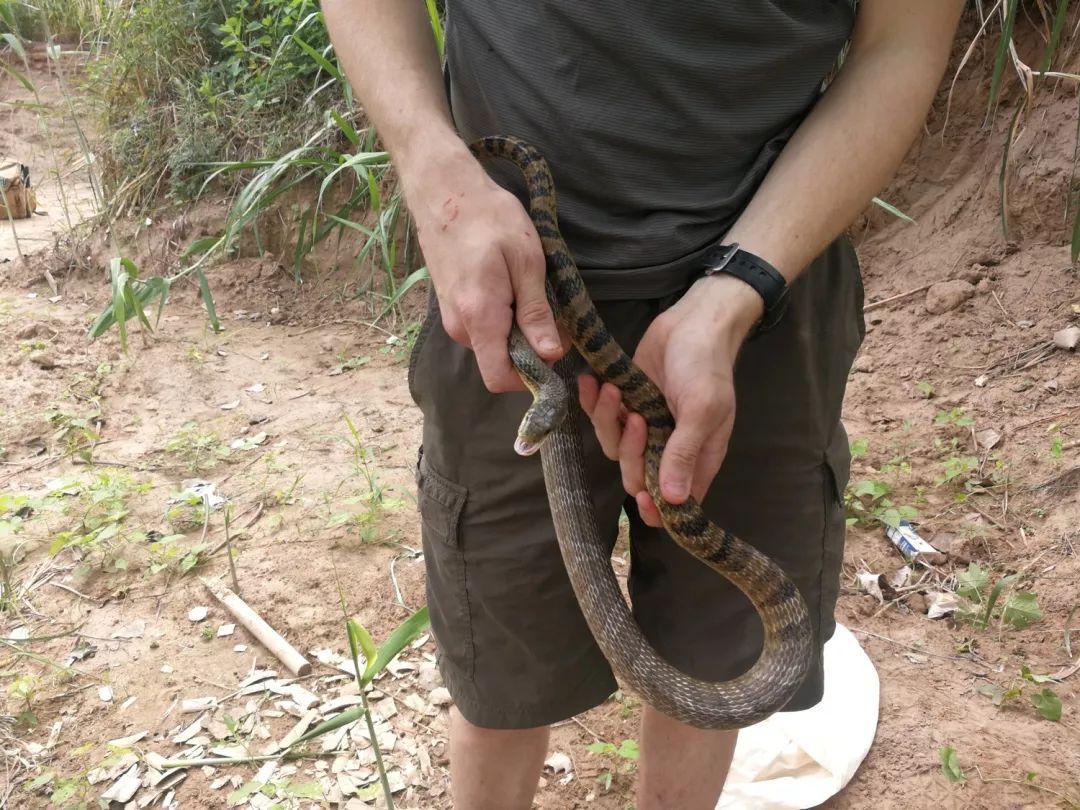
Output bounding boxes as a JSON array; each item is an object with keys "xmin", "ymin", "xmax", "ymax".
[{"xmin": 323, "ymin": 2, "xmax": 965, "ymax": 807}]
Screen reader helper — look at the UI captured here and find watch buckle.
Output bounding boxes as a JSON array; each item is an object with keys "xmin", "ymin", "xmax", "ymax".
[{"xmin": 704, "ymin": 242, "xmax": 740, "ymax": 275}]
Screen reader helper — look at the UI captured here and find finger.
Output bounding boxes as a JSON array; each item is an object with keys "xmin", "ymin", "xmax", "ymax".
[
  {"xmin": 505, "ymin": 238, "xmax": 562, "ymax": 363},
  {"xmin": 463, "ymin": 303, "xmax": 522, "ymax": 393},
  {"xmin": 618, "ymin": 412, "xmax": 647, "ymax": 498},
  {"xmin": 585, "ymin": 383, "xmax": 625, "ymax": 460},
  {"xmin": 577, "ymin": 374, "xmax": 601, "ymax": 416},
  {"xmin": 658, "ymin": 404, "xmax": 712, "ymax": 504},
  {"xmin": 635, "ymin": 490, "xmax": 663, "ymax": 528}
]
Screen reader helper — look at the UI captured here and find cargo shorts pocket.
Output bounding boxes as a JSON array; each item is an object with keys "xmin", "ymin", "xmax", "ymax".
[{"xmin": 415, "ymin": 452, "xmax": 475, "ymax": 678}]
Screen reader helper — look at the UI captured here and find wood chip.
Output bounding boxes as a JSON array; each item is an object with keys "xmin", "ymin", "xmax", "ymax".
[
  {"xmin": 373, "ymin": 696, "xmax": 397, "ymax": 719},
  {"xmin": 402, "ymin": 694, "xmax": 428, "ymax": 714},
  {"xmin": 101, "ymin": 764, "xmax": 141, "ymax": 803},
  {"xmin": 108, "ymin": 731, "xmax": 148, "ymax": 748},
  {"xmin": 181, "ymin": 697, "xmax": 217, "ymax": 714},
  {"xmin": 271, "ymin": 709, "xmax": 319, "ymax": 752},
  {"xmin": 238, "ymin": 669, "xmax": 278, "ymax": 686}
]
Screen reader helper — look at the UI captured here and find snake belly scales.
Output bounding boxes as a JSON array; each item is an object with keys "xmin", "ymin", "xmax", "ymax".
[{"xmin": 466, "ymin": 135, "xmax": 813, "ymax": 729}]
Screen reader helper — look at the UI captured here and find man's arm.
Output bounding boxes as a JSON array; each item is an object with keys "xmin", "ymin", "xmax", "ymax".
[
  {"xmin": 719, "ymin": 0, "xmax": 967, "ymax": 286},
  {"xmin": 583, "ymin": 0, "xmax": 968, "ymax": 525},
  {"xmin": 322, "ymin": 1, "xmax": 562, "ymax": 392}
]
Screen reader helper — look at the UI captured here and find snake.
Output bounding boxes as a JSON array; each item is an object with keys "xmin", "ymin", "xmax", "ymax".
[{"xmin": 467, "ymin": 135, "xmax": 813, "ymax": 730}]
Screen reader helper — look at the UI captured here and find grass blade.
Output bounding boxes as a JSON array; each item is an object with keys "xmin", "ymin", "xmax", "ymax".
[
  {"xmin": 872, "ymin": 196, "xmax": 916, "ymax": 225},
  {"xmin": 366, "ymin": 606, "xmax": 430, "ymax": 685},
  {"xmin": 987, "ymin": 0, "xmax": 1019, "ymax": 121},
  {"xmin": 998, "ymin": 102, "xmax": 1025, "ymax": 239},
  {"xmin": 191, "ymin": 268, "xmax": 222, "ymax": 332},
  {"xmin": 292, "ymin": 34, "xmax": 343, "ymax": 82},
  {"xmin": 1041, "ymin": 0, "xmax": 1070, "ymax": 73},
  {"xmin": 377, "ymin": 267, "xmax": 430, "ymax": 320},
  {"xmin": 425, "ymin": 0, "xmax": 445, "ymax": 58}
]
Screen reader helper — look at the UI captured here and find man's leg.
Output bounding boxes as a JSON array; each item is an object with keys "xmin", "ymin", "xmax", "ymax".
[
  {"xmin": 449, "ymin": 708, "xmax": 550, "ymax": 810},
  {"xmin": 638, "ymin": 706, "xmax": 738, "ymax": 810},
  {"xmin": 624, "ymin": 236, "xmax": 865, "ymax": 804},
  {"xmin": 408, "ymin": 297, "xmax": 668, "ymax": 806}
]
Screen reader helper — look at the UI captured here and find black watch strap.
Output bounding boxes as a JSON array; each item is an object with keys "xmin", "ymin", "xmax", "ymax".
[{"xmin": 701, "ymin": 242, "xmax": 789, "ymax": 337}]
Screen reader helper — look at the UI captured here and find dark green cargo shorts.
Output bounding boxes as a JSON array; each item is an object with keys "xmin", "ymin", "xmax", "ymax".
[{"xmin": 407, "ymin": 236, "xmax": 865, "ymax": 730}]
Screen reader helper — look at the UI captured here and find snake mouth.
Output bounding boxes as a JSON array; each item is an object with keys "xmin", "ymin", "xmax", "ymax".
[{"xmin": 514, "ymin": 437, "xmax": 543, "ymax": 457}]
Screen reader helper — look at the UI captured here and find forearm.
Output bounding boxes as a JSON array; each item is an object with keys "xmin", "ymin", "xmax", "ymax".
[
  {"xmin": 722, "ymin": 1, "xmax": 965, "ymax": 283},
  {"xmin": 322, "ymin": 0, "xmax": 465, "ymax": 187}
]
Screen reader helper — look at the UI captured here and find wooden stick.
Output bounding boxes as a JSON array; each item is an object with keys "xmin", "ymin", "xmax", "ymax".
[
  {"xmin": 200, "ymin": 577, "xmax": 311, "ymax": 676},
  {"xmin": 863, "ymin": 283, "xmax": 932, "ymax": 312}
]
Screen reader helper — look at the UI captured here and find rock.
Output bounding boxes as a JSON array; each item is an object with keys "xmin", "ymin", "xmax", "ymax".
[
  {"xmin": 976, "ymin": 278, "xmax": 994, "ymax": 294},
  {"xmin": 959, "ymin": 265, "xmax": 987, "ymax": 284},
  {"xmin": 932, "ymin": 532, "xmax": 975, "ymax": 564},
  {"xmin": 906, "ymin": 592, "xmax": 928, "ymax": 615},
  {"xmin": 15, "ymin": 322, "xmax": 44, "ymax": 340},
  {"xmin": 28, "ymin": 350, "xmax": 57, "ymax": 369},
  {"xmin": 852, "ymin": 354, "xmax": 874, "ymax": 374},
  {"xmin": 925, "ymin": 280, "xmax": 976, "ymax": 315}
]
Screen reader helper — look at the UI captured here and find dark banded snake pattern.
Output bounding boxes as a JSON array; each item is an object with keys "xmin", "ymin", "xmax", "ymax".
[{"xmin": 468, "ymin": 135, "xmax": 813, "ymax": 729}]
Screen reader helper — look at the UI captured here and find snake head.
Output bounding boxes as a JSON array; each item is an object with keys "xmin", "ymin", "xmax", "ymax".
[{"xmin": 514, "ymin": 385, "xmax": 569, "ymax": 457}]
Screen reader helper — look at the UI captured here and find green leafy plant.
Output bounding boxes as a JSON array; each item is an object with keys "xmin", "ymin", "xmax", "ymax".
[
  {"xmin": 939, "ymin": 745, "xmax": 966, "ymax": 785},
  {"xmin": 8, "ymin": 673, "xmax": 40, "ymax": 730},
  {"xmin": 977, "ymin": 665, "xmax": 1063, "ymax": 722},
  {"xmin": 165, "ymin": 422, "xmax": 231, "ymax": 472},
  {"xmin": 845, "ymin": 478, "xmax": 917, "ymax": 529},
  {"xmin": 587, "ymin": 738, "xmax": 640, "ymax": 792},
  {"xmin": 954, "ymin": 563, "xmax": 1042, "ymax": 631},
  {"xmin": 47, "ymin": 473, "xmax": 151, "ymax": 574}
]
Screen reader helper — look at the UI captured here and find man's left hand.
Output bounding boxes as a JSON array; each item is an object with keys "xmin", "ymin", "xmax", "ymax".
[{"xmin": 579, "ymin": 274, "xmax": 764, "ymax": 528}]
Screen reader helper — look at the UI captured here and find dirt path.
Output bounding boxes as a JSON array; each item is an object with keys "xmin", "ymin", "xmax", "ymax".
[{"xmin": 3, "ymin": 43, "xmax": 1080, "ymax": 810}]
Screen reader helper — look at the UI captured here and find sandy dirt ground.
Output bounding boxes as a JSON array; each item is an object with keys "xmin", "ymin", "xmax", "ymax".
[{"xmin": 2, "ymin": 22, "xmax": 1080, "ymax": 810}]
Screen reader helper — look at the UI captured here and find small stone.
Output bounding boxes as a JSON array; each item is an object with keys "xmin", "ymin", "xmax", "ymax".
[
  {"xmin": 960, "ymin": 265, "xmax": 987, "ymax": 284},
  {"xmin": 217, "ymin": 623, "xmax": 235, "ymax": 637},
  {"xmin": 906, "ymin": 593, "xmax": 928, "ymax": 615},
  {"xmin": 1054, "ymin": 326, "xmax": 1080, "ymax": 350},
  {"xmin": 98, "ymin": 685, "xmax": 114, "ymax": 703},
  {"xmin": 974, "ymin": 374, "xmax": 989, "ymax": 388},
  {"xmin": 28, "ymin": 350, "xmax": 57, "ymax": 369},
  {"xmin": 1010, "ymin": 378, "xmax": 1034, "ymax": 393},
  {"xmin": 852, "ymin": 354, "xmax": 874, "ymax": 374},
  {"xmin": 1016, "ymin": 319, "xmax": 1035, "ymax": 329},
  {"xmin": 925, "ymin": 280, "xmax": 976, "ymax": 315},
  {"xmin": 975, "ymin": 278, "xmax": 994, "ymax": 294}
]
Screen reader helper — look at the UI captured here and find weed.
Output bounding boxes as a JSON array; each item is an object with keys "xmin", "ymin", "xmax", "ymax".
[
  {"xmin": 845, "ymin": 478, "xmax": 917, "ymax": 529},
  {"xmin": 939, "ymin": 745, "xmax": 966, "ymax": 785},
  {"xmin": 954, "ymin": 563, "xmax": 1043, "ymax": 631},
  {"xmin": 46, "ymin": 407, "xmax": 100, "ymax": 462},
  {"xmin": 936, "ymin": 455, "xmax": 980, "ymax": 490},
  {"xmin": 587, "ymin": 738, "xmax": 640, "ymax": 792},
  {"xmin": 915, "ymin": 380, "xmax": 935, "ymax": 399},
  {"xmin": 977, "ymin": 665, "xmax": 1063, "ymax": 722},
  {"xmin": 165, "ymin": 421, "xmax": 231, "ymax": 472},
  {"xmin": 8, "ymin": 672, "xmax": 40, "ymax": 730},
  {"xmin": 934, "ymin": 407, "xmax": 975, "ymax": 430},
  {"xmin": 47, "ymin": 472, "xmax": 151, "ymax": 574}
]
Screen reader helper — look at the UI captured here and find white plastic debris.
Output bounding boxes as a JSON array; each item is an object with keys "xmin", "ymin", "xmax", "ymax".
[
  {"xmin": 1053, "ymin": 325, "xmax": 1080, "ymax": 350},
  {"xmin": 188, "ymin": 606, "xmax": 208, "ymax": 623},
  {"xmin": 217, "ymin": 623, "xmax": 235, "ymax": 637},
  {"xmin": 717, "ymin": 624, "xmax": 878, "ymax": 810}
]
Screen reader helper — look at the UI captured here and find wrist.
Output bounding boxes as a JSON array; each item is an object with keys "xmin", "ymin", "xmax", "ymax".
[
  {"xmin": 396, "ymin": 124, "xmax": 472, "ymax": 197},
  {"xmin": 690, "ymin": 274, "xmax": 765, "ymax": 346}
]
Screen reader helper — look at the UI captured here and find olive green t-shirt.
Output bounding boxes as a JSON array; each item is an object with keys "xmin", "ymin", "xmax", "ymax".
[{"xmin": 444, "ymin": 1, "xmax": 855, "ymax": 299}]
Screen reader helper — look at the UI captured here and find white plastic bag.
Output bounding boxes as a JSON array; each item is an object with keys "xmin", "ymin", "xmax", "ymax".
[{"xmin": 718, "ymin": 623, "xmax": 879, "ymax": 809}]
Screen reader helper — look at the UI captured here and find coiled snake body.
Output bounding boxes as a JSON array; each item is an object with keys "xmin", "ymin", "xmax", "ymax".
[{"xmin": 468, "ymin": 135, "xmax": 813, "ymax": 729}]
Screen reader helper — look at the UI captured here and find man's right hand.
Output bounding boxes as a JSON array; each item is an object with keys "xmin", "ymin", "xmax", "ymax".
[{"xmin": 405, "ymin": 140, "xmax": 564, "ymax": 393}]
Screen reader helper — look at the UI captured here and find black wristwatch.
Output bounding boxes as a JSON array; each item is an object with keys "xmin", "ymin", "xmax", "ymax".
[{"xmin": 701, "ymin": 242, "xmax": 789, "ymax": 338}]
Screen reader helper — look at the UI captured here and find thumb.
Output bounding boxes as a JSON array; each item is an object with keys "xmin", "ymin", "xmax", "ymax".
[
  {"xmin": 658, "ymin": 411, "xmax": 710, "ymax": 504},
  {"xmin": 506, "ymin": 244, "xmax": 561, "ymax": 362}
]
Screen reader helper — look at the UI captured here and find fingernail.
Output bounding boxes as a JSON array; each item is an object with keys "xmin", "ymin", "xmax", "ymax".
[{"xmin": 540, "ymin": 337, "xmax": 559, "ymax": 353}]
